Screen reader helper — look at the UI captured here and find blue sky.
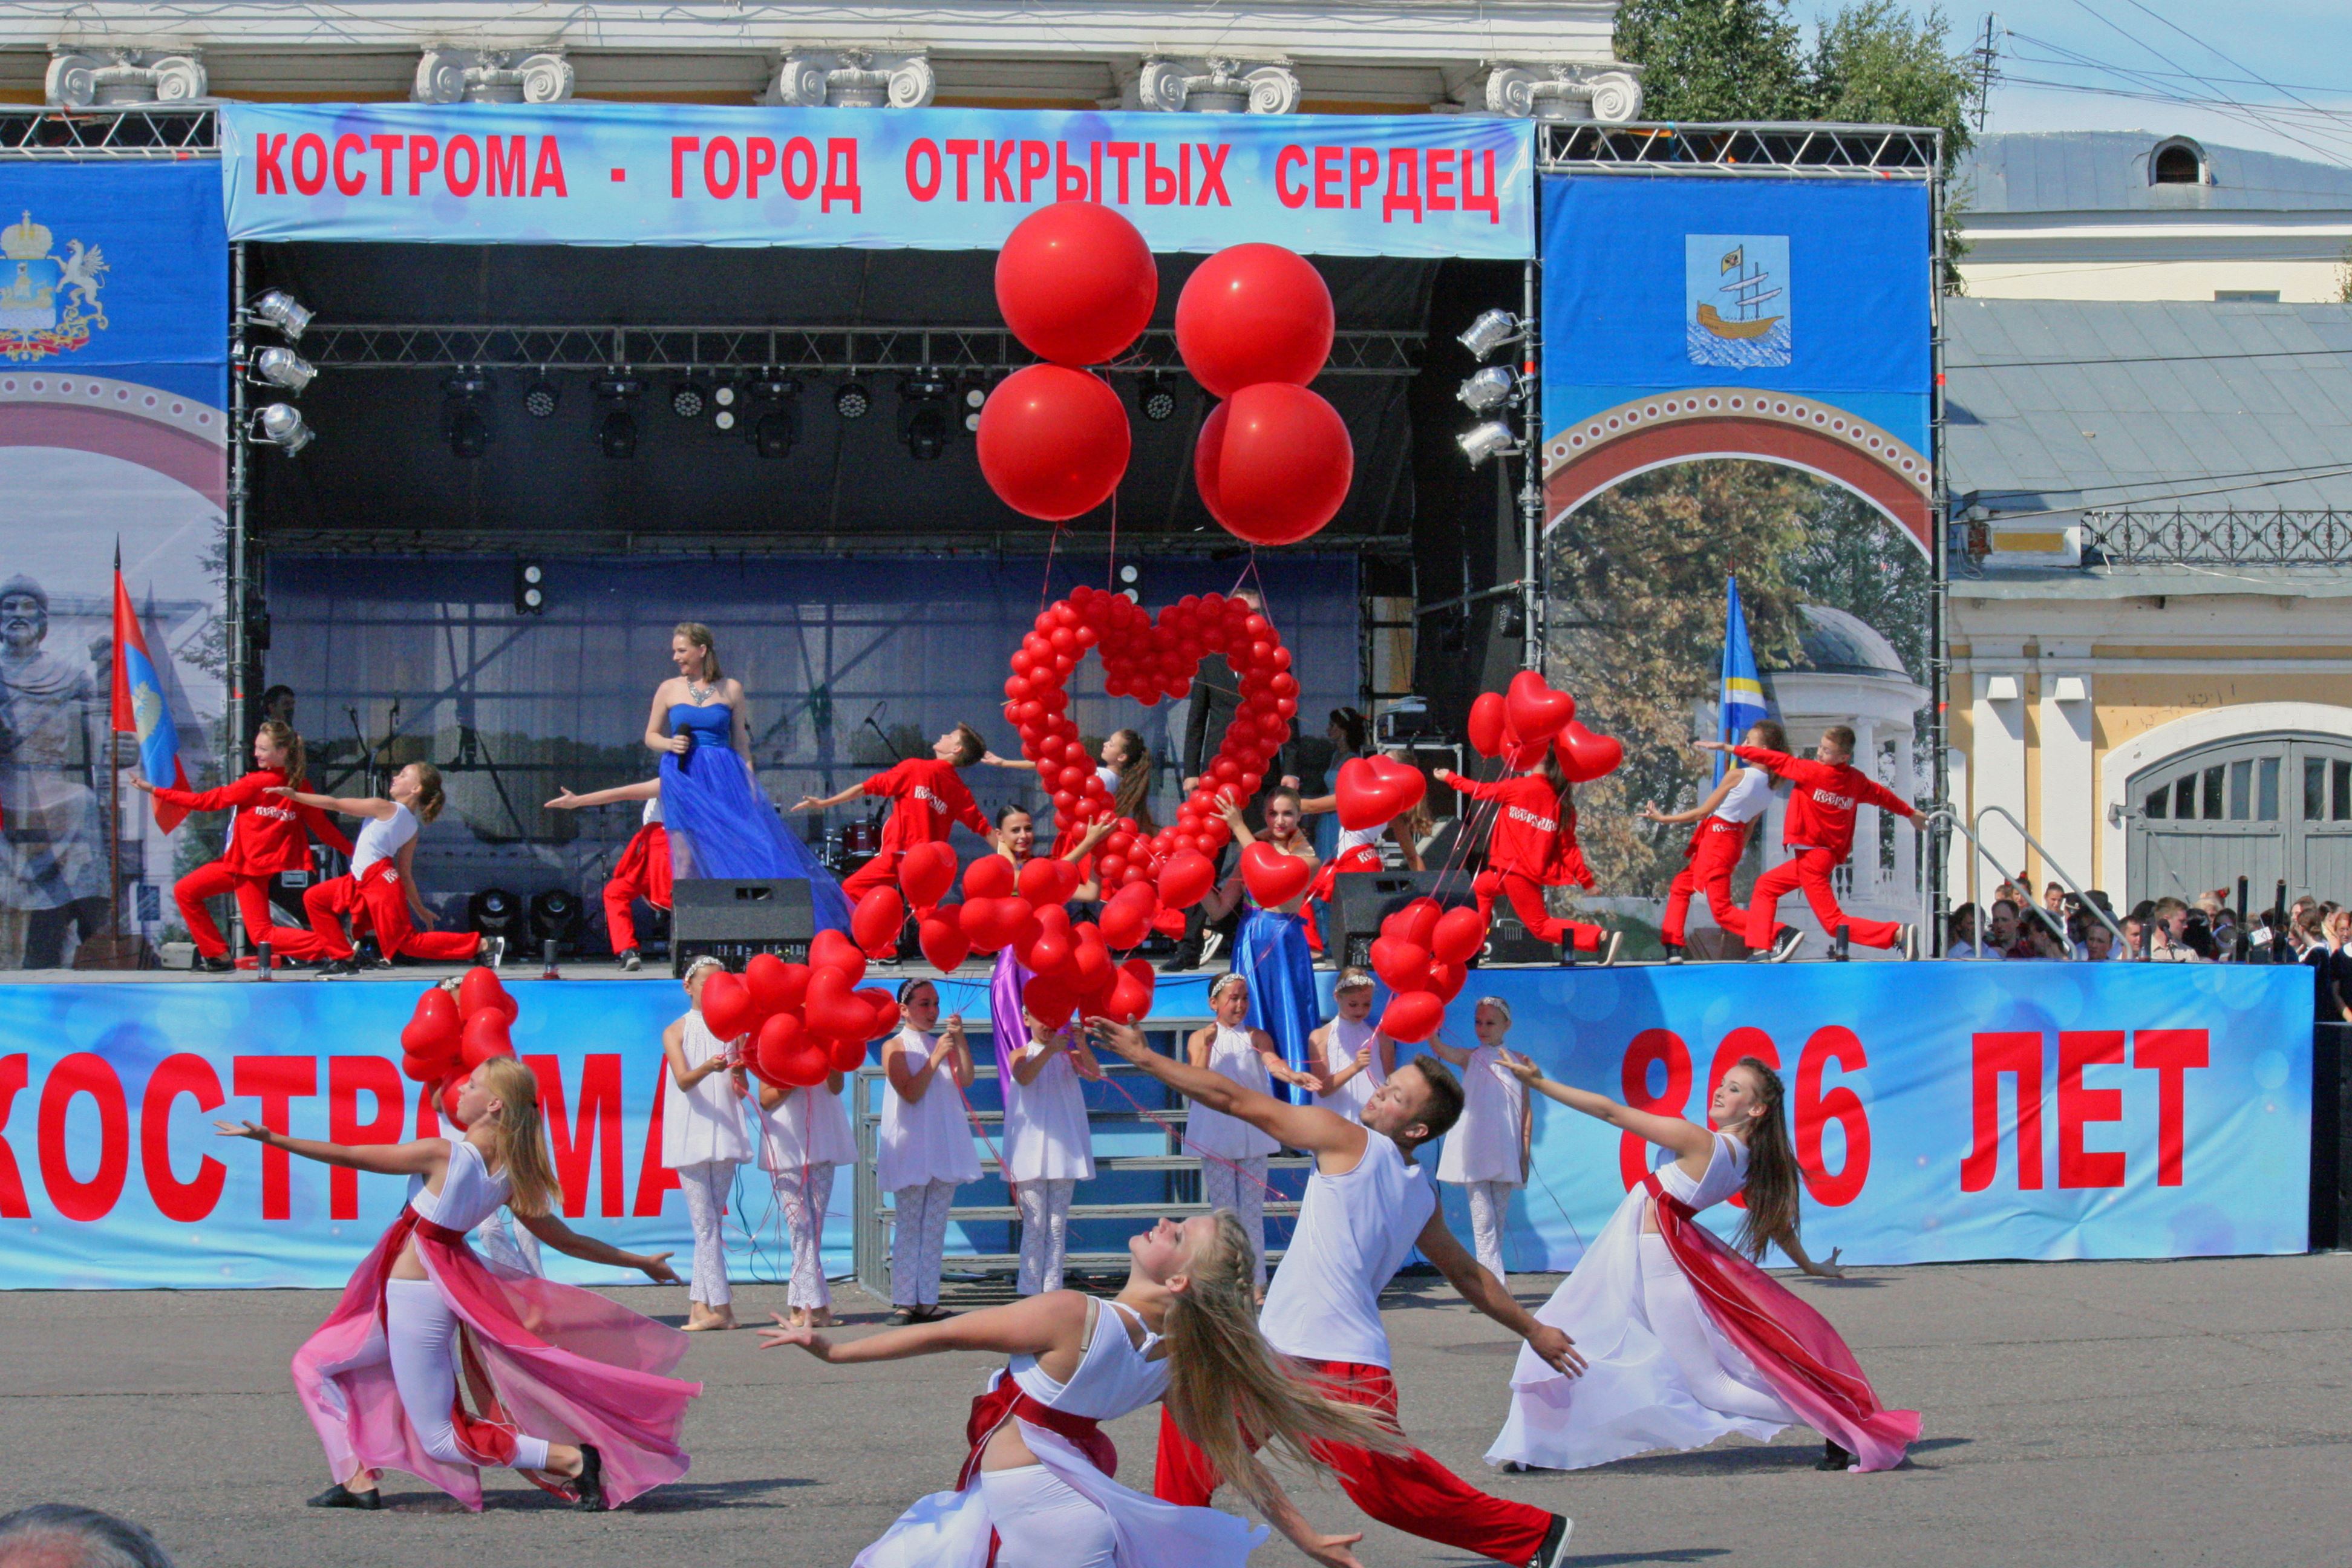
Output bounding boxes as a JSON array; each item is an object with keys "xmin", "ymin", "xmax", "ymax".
[{"xmin": 1826, "ymin": 2, "xmax": 2352, "ymax": 166}]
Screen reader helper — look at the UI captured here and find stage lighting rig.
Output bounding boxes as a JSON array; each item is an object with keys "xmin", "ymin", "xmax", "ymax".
[
  {"xmin": 955, "ymin": 377, "xmax": 991, "ymax": 433},
  {"xmin": 249, "ymin": 402, "xmax": 313, "ymax": 457},
  {"xmin": 1117, "ymin": 562, "xmax": 1143, "ymax": 604},
  {"xmin": 670, "ymin": 379, "xmax": 709, "ymax": 420},
  {"xmin": 898, "ymin": 373, "xmax": 952, "ymax": 460},
  {"xmin": 250, "ymin": 346, "xmax": 316, "ymax": 394},
  {"xmin": 835, "ymin": 382, "xmax": 872, "ymax": 420},
  {"xmin": 246, "ymin": 289, "xmax": 313, "ymax": 342},
  {"xmin": 593, "ymin": 371, "xmax": 643, "ymax": 460},
  {"xmin": 523, "ymin": 377, "xmax": 559, "ymax": 419},
  {"xmin": 709, "ymin": 381, "xmax": 740, "ymax": 433},
  {"xmin": 747, "ymin": 374, "xmax": 800, "ymax": 459},
  {"xmin": 1457, "ymin": 308, "xmax": 1524, "ymax": 362},
  {"xmin": 443, "ymin": 369, "xmax": 492, "ymax": 460},
  {"xmin": 1456, "ymin": 365, "xmax": 1519, "ymax": 414},
  {"xmin": 514, "ymin": 560, "xmax": 546, "ymax": 615},
  {"xmin": 1457, "ymin": 419, "xmax": 1520, "ymax": 467},
  {"xmin": 1137, "ymin": 374, "xmax": 1178, "ymax": 423}
]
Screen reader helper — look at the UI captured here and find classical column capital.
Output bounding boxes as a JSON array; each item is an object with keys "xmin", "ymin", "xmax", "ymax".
[
  {"xmin": 46, "ymin": 48, "xmax": 206, "ymax": 107},
  {"xmin": 1466, "ymin": 61, "xmax": 1643, "ymax": 123},
  {"xmin": 1133, "ymin": 56, "xmax": 1301, "ymax": 115},
  {"xmin": 413, "ymin": 48, "xmax": 574, "ymax": 104},
  {"xmin": 762, "ymin": 50, "xmax": 936, "ymax": 108}
]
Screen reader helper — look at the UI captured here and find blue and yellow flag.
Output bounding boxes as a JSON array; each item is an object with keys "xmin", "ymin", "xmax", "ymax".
[{"xmin": 1717, "ymin": 576, "xmax": 1768, "ymax": 782}]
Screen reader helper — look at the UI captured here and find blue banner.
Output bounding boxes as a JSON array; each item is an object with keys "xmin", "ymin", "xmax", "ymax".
[
  {"xmin": 221, "ymin": 103, "xmax": 1533, "ymax": 259},
  {"xmin": 0, "ymin": 963, "xmax": 2308, "ymax": 1289},
  {"xmin": 1538, "ymin": 174, "xmax": 1935, "ymax": 552}
]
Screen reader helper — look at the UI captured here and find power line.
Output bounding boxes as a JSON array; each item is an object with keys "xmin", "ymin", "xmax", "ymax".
[{"xmin": 2015, "ymin": 16, "xmax": 2352, "ymax": 166}]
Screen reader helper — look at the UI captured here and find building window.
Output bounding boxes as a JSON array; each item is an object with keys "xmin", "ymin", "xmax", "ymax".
[
  {"xmin": 2151, "ymin": 139, "xmax": 2206, "ymax": 184},
  {"xmin": 2215, "ymin": 290, "xmax": 2280, "ymax": 302}
]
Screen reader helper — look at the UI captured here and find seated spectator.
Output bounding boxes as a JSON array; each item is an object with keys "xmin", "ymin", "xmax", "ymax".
[
  {"xmin": 2148, "ymin": 897, "xmax": 2200, "ymax": 962},
  {"xmin": 0, "ymin": 1504, "xmax": 174, "ymax": 1567},
  {"xmin": 1946, "ymin": 904, "xmax": 1991, "ymax": 959}
]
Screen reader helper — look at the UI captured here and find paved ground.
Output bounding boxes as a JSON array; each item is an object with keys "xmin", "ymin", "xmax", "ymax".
[{"xmin": 4, "ymin": 1253, "xmax": 2349, "ymax": 1568}]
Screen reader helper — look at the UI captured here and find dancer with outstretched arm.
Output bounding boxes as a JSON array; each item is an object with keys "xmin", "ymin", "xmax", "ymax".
[
  {"xmin": 1485, "ymin": 1052, "xmax": 1916, "ymax": 1474},
  {"xmin": 762, "ymin": 1211, "xmax": 1391, "ymax": 1568},
  {"xmin": 217, "ymin": 1057, "xmax": 698, "ymax": 1512},
  {"xmin": 1082, "ymin": 1019, "xmax": 1579, "ymax": 1568}
]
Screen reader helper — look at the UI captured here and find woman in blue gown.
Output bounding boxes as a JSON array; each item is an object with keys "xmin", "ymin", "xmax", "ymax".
[
  {"xmin": 642, "ymin": 621, "xmax": 851, "ymax": 935},
  {"xmin": 1203, "ymin": 789, "xmax": 1321, "ymax": 1105}
]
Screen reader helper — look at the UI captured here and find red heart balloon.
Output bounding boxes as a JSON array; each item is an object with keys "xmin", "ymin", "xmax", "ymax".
[
  {"xmin": 400, "ymin": 1052, "xmax": 436, "ymax": 1085},
  {"xmin": 852, "ymin": 886, "xmax": 906, "ymax": 955},
  {"xmin": 754, "ymin": 1012, "xmax": 807, "ymax": 1087},
  {"xmin": 1557, "ymin": 719, "xmax": 1625, "ymax": 785},
  {"xmin": 1241, "ymin": 841, "xmax": 1315, "ymax": 907},
  {"xmin": 1194, "ymin": 384, "xmax": 1353, "ymax": 548},
  {"xmin": 1023, "ymin": 974, "xmax": 1077, "ymax": 1029},
  {"xmin": 1430, "ymin": 906, "xmax": 1488, "ymax": 965},
  {"xmin": 1370, "ymin": 937, "xmax": 1432, "ymax": 995},
  {"xmin": 746, "ymin": 954, "xmax": 808, "ymax": 1018},
  {"xmin": 805, "ymin": 967, "xmax": 875, "ymax": 1042},
  {"xmin": 1018, "ymin": 855, "xmax": 1079, "ymax": 908},
  {"xmin": 1367, "ymin": 756, "xmax": 1426, "ymax": 817},
  {"xmin": 439, "ymin": 1072, "xmax": 472, "ymax": 1130},
  {"xmin": 1504, "ymin": 671, "xmax": 1575, "ymax": 746},
  {"xmin": 861, "ymin": 991, "xmax": 903, "ymax": 1040},
  {"xmin": 995, "ymin": 200, "xmax": 1158, "ymax": 367},
  {"xmin": 897, "ymin": 841, "xmax": 959, "ymax": 911},
  {"xmin": 1427, "ymin": 959, "xmax": 1468, "ymax": 1002},
  {"xmin": 1175, "ymin": 243, "xmax": 1336, "ymax": 399},
  {"xmin": 1379, "ymin": 991, "xmax": 1445, "ymax": 1044},
  {"xmin": 402, "ymin": 988, "xmax": 462, "ymax": 1065},
  {"xmin": 829, "ymin": 1034, "xmax": 869, "ymax": 1074},
  {"xmin": 976, "ymin": 364, "xmax": 1131, "ymax": 522},
  {"xmin": 1467, "ymin": 691, "xmax": 1509, "ymax": 759},
  {"xmin": 459, "ymin": 1008, "xmax": 514, "ymax": 1070},
  {"xmin": 964, "ymin": 855, "xmax": 1016, "ymax": 901},
  {"xmin": 699, "ymin": 970, "xmax": 755, "ymax": 1041},
  {"xmin": 809, "ymin": 930, "xmax": 868, "ymax": 987},
  {"xmin": 1157, "ymin": 849, "xmax": 1218, "ymax": 910},
  {"xmin": 1103, "ymin": 957, "xmax": 1158, "ymax": 1024},
  {"xmin": 919, "ymin": 915, "xmax": 972, "ymax": 974},
  {"xmin": 1098, "ymin": 894, "xmax": 1151, "ymax": 950},
  {"xmin": 457, "ymin": 965, "xmax": 515, "ymax": 1022},
  {"xmin": 1393, "ymin": 897, "xmax": 1443, "ymax": 950}
]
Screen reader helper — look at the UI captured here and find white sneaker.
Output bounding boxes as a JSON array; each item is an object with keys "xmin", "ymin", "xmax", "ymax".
[
  {"xmin": 1200, "ymin": 929, "xmax": 1226, "ymax": 964},
  {"xmin": 1900, "ymin": 923, "xmax": 1921, "ymax": 961},
  {"xmin": 1767, "ymin": 929, "xmax": 1806, "ymax": 963},
  {"xmin": 1598, "ymin": 930, "xmax": 1622, "ymax": 967}
]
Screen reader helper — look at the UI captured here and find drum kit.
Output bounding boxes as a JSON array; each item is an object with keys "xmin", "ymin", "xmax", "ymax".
[{"xmin": 822, "ymin": 814, "xmax": 886, "ymax": 875}]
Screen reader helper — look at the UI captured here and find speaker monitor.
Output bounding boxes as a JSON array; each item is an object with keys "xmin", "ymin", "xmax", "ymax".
[
  {"xmin": 1319, "ymin": 869, "xmax": 1478, "ymax": 970},
  {"xmin": 670, "ymin": 878, "xmax": 815, "ymax": 975}
]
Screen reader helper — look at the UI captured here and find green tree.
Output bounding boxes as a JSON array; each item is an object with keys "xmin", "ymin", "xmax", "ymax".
[{"xmin": 1614, "ymin": 0, "xmax": 1814, "ymax": 122}]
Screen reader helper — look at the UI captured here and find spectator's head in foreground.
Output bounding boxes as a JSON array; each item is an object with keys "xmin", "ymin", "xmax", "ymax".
[{"xmin": 0, "ymin": 1506, "xmax": 174, "ymax": 1568}]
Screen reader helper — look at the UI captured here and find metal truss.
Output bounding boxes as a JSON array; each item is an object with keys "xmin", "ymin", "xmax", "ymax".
[
  {"xmin": 0, "ymin": 104, "xmax": 217, "ymax": 159},
  {"xmin": 260, "ymin": 526, "xmax": 1411, "ymax": 557},
  {"xmin": 2082, "ymin": 509, "xmax": 2352, "ymax": 569},
  {"xmin": 1538, "ymin": 120, "xmax": 1940, "ymax": 177},
  {"xmin": 300, "ymin": 324, "xmax": 1425, "ymax": 376}
]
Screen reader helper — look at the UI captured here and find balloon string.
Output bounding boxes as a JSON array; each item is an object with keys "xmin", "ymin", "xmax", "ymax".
[
  {"xmin": 1039, "ymin": 523, "xmax": 1065, "ymax": 618},
  {"xmin": 1106, "ymin": 492, "xmax": 1119, "ymax": 590},
  {"xmin": 1095, "ymin": 1065, "xmax": 1282, "ymax": 1200}
]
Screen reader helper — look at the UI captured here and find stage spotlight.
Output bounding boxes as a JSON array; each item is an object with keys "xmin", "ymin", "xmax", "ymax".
[
  {"xmin": 955, "ymin": 377, "xmax": 991, "ymax": 433},
  {"xmin": 835, "ymin": 382, "xmax": 872, "ymax": 420},
  {"xmin": 529, "ymin": 888, "xmax": 582, "ymax": 948},
  {"xmin": 442, "ymin": 370, "xmax": 492, "ymax": 460},
  {"xmin": 709, "ymin": 382, "xmax": 740, "ymax": 433},
  {"xmin": 1457, "ymin": 419, "xmax": 1520, "ymax": 466},
  {"xmin": 252, "ymin": 402, "xmax": 313, "ymax": 457},
  {"xmin": 468, "ymin": 887, "xmax": 523, "ymax": 941},
  {"xmin": 1456, "ymin": 365, "xmax": 1518, "ymax": 413},
  {"xmin": 598, "ymin": 409, "xmax": 638, "ymax": 459},
  {"xmin": 1117, "ymin": 562, "xmax": 1142, "ymax": 604},
  {"xmin": 247, "ymin": 289, "xmax": 313, "ymax": 341},
  {"xmin": 523, "ymin": 378, "xmax": 559, "ymax": 419},
  {"xmin": 592, "ymin": 371, "xmax": 644, "ymax": 402},
  {"xmin": 1137, "ymin": 375, "xmax": 1178, "ymax": 423},
  {"xmin": 754, "ymin": 410, "xmax": 796, "ymax": 459},
  {"xmin": 252, "ymin": 345, "xmax": 316, "ymax": 393},
  {"xmin": 1458, "ymin": 308, "xmax": 1523, "ymax": 362},
  {"xmin": 898, "ymin": 374, "xmax": 952, "ymax": 460},
  {"xmin": 671, "ymin": 381, "xmax": 708, "ymax": 419},
  {"xmin": 514, "ymin": 560, "xmax": 546, "ymax": 615}
]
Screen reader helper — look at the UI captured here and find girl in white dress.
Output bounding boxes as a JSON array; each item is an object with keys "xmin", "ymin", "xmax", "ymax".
[
  {"xmin": 879, "ymin": 979, "xmax": 983, "ymax": 1323},
  {"xmin": 661, "ymin": 956, "xmax": 755, "ymax": 1330},
  {"xmin": 1306, "ymin": 968, "xmax": 1392, "ymax": 1123},
  {"xmin": 762, "ymin": 1211, "xmax": 1400, "ymax": 1568},
  {"xmin": 1428, "ymin": 996, "xmax": 1530, "ymax": 1281},
  {"xmin": 1005, "ymin": 1013, "xmax": 1103, "ymax": 1296},
  {"xmin": 1184, "ymin": 973, "xmax": 1315, "ymax": 1289},
  {"xmin": 1486, "ymin": 1053, "xmax": 1917, "ymax": 1475},
  {"xmin": 755, "ymin": 1048, "xmax": 860, "ymax": 1328}
]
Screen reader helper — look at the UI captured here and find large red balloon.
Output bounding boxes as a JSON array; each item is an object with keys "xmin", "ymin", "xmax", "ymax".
[
  {"xmin": 1240, "ymin": 841, "xmax": 1314, "ymax": 907},
  {"xmin": 1379, "ymin": 990, "xmax": 1446, "ymax": 1045},
  {"xmin": 1557, "ymin": 719, "xmax": 1625, "ymax": 784},
  {"xmin": 1194, "ymin": 384, "xmax": 1352, "ymax": 547},
  {"xmin": 1504, "ymin": 670, "xmax": 1575, "ymax": 745},
  {"xmin": 1467, "ymin": 691, "xmax": 1508, "ymax": 759},
  {"xmin": 977, "ymin": 365, "xmax": 1131, "ymax": 522},
  {"xmin": 995, "ymin": 201, "xmax": 1158, "ymax": 367},
  {"xmin": 852, "ymin": 886, "xmax": 906, "ymax": 956},
  {"xmin": 1157, "ymin": 849, "xmax": 1217, "ymax": 910},
  {"xmin": 1175, "ymin": 244, "xmax": 1336, "ymax": 398},
  {"xmin": 699, "ymin": 970, "xmax": 755, "ymax": 1042},
  {"xmin": 918, "ymin": 915, "xmax": 972, "ymax": 974},
  {"xmin": 459, "ymin": 1008, "xmax": 514, "ymax": 1070},
  {"xmin": 1334, "ymin": 756, "xmax": 1420, "ymax": 831},
  {"xmin": 457, "ymin": 965, "xmax": 515, "ymax": 1022},
  {"xmin": 898, "ymin": 841, "xmax": 959, "ymax": 911}
]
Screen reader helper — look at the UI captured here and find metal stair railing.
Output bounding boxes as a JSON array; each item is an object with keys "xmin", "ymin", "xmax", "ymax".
[{"xmin": 1918, "ymin": 804, "xmax": 2126, "ymax": 956}]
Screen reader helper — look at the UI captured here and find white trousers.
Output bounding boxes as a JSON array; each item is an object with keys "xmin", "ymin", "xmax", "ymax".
[
  {"xmin": 979, "ymin": 1465, "xmax": 1117, "ymax": 1568},
  {"xmin": 771, "ymin": 1161, "xmax": 838, "ymax": 1309},
  {"xmin": 674, "ymin": 1160, "xmax": 736, "ymax": 1307},
  {"xmin": 1638, "ymin": 1233, "xmax": 1793, "ymax": 1423},
  {"xmin": 1462, "ymin": 1179, "xmax": 1515, "ymax": 1281},
  {"xmin": 1200, "ymin": 1155, "xmax": 1270, "ymax": 1287},
  {"xmin": 891, "ymin": 1179, "xmax": 959, "ymax": 1306},
  {"xmin": 380, "ymin": 1278, "xmax": 552, "ymax": 1471},
  {"xmin": 1015, "ymin": 1178, "xmax": 1076, "ymax": 1297}
]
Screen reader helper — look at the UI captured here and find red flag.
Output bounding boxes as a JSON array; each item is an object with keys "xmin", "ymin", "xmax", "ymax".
[{"xmin": 113, "ymin": 564, "xmax": 189, "ymax": 831}]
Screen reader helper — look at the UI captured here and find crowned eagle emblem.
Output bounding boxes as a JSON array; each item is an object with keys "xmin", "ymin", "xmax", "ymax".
[{"xmin": 0, "ymin": 210, "xmax": 107, "ymax": 361}]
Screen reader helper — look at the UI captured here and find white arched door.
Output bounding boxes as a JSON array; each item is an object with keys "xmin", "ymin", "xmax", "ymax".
[{"xmin": 2126, "ymin": 733, "xmax": 2352, "ymax": 906}]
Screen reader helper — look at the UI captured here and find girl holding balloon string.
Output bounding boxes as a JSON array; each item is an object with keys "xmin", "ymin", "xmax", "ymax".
[
  {"xmin": 661, "ymin": 955, "xmax": 755, "ymax": 1332},
  {"xmin": 753, "ymin": 1036, "xmax": 858, "ymax": 1330},
  {"xmin": 1203, "ymin": 786, "xmax": 1322, "ymax": 1101}
]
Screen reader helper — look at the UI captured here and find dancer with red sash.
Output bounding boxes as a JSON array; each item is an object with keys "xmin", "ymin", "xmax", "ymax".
[
  {"xmin": 546, "ymin": 780, "xmax": 667, "ymax": 971},
  {"xmin": 1486, "ymin": 1053, "xmax": 1914, "ymax": 1474},
  {"xmin": 1434, "ymin": 756, "xmax": 1619, "ymax": 965},
  {"xmin": 133, "ymin": 719, "xmax": 350, "ymax": 971},
  {"xmin": 1640, "ymin": 718, "xmax": 1783, "ymax": 959},
  {"xmin": 215, "ymin": 1056, "xmax": 696, "ymax": 1511},
  {"xmin": 797, "ymin": 723, "xmax": 995, "ymax": 955},
  {"xmin": 762, "ymin": 1211, "xmax": 1391, "ymax": 1568},
  {"xmin": 269, "ymin": 762, "xmax": 492, "ymax": 973},
  {"xmin": 1083, "ymin": 1019, "xmax": 1578, "ymax": 1568},
  {"xmin": 1701, "ymin": 724, "xmax": 1921, "ymax": 961}
]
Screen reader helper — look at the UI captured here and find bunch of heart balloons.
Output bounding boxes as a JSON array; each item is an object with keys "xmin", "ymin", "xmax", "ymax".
[
  {"xmin": 1333, "ymin": 754, "xmax": 1428, "ymax": 831},
  {"xmin": 399, "ymin": 965, "xmax": 520, "ymax": 1129},
  {"xmin": 1368, "ymin": 898, "xmax": 1491, "ymax": 1044},
  {"xmin": 1466, "ymin": 670, "xmax": 1625, "ymax": 782},
  {"xmin": 981, "ymin": 202, "xmax": 1157, "ymax": 521},
  {"xmin": 1180, "ymin": 244, "xmax": 1353, "ymax": 547},
  {"xmin": 692, "ymin": 932, "xmax": 907, "ymax": 1091}
]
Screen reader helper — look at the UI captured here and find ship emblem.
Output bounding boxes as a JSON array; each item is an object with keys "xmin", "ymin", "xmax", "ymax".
[
  {"xmin": 1685, "ymin": 234, "xmax": 1789, "ymax": 369},
  {"xmin": 0, "ymin": 209, "xmax": 107, "ymax": 362}
]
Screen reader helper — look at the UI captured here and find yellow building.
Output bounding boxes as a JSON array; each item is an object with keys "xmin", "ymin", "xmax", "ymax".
[{"xmin": 1945, "ymin": 297, "xmax": 2352, "ymax": 910}]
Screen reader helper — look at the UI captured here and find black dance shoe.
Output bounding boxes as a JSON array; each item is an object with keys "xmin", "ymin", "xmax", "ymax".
[
  {"xmin": 1529, "ymin": 1513, "xmax": 1573, "ymax": 1568},
  {"xmin": 307, "ymin": 1483, "xmax": 382, "ymax": 1511},
  {"xmin": 1817, "ymin": 1440, "xmax": 1855, "ymax": 1471},
  {"xmin": 617, "ymin": 947, "xmax": 642, "ymax": 972},
  {"xmin": 319, "ymin": 958, "xmax": 360, "ymax": 978},
  {"xmin": 573, "ymin": 1444, "xmax": 606, "ymax": 1511},
  {"xmin": 196, "ymin": 953, "xmax": 235, "ymax": 973}
]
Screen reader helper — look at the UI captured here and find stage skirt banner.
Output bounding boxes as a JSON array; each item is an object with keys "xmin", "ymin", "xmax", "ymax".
[
  {"xmin": 1538, "ymin": 172, "xmax": 1935, "ymax": 555},
  {"xmin": 220, "ymin": 102, "xmax": 1534, "ymax": 259},
  {"xmin": 0, "ymin": 964, "xmax": 2310, "ymax": 1287}
]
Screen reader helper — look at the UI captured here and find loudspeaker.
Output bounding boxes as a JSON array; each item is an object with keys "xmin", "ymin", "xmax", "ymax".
[
  {"xmin": 1320, "ymin": 869, "xmax": 1478, "ymax": 970},
  {"xmin": 1482, "ymin": 905, "xmax": 1563, "ymax": 965},
  {"xmin": 670, "ymin": 879, "xmax": 815, "ymax": 975}
]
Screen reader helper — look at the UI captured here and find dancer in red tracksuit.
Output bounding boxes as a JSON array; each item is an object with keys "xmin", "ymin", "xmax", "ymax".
[
  {"xmin": 1704, "ymin": 724, "xmax": 1919, "ymax": 961},
  {"xmin": 135, "ymin": 719, "xmax": 352, "ymax": 972},
  {"xmin": 793, "ymin": 723, "xmax": 994, "ymax": 957},
  {"xmin": 546, "ymin": 780, "xmax": 668, "ymax": 971},
  {"xmin": 1641, "ymin": 719, "xmax": 1785, "ymax": 958},
  {"xmin": 271, "ymin": 762, "xmax": 489, "ymax": 975},
  {"xmin": 1434, "ymin": 756, "xmax": 1612, "ymax": 962}
]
